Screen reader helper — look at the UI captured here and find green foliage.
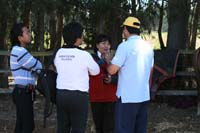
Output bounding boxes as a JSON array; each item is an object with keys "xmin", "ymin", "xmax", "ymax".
[{"xmin": 0, "ymin": 0, "xmax": 200, "ymax": 51}]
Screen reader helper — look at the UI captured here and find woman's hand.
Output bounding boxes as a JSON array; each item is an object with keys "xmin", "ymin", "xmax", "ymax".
[{"xmin": 103, "ymin": 51, "xmax": 112, "ymax": 64}]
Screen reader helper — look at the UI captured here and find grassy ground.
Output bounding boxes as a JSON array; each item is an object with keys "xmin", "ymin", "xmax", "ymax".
[
  {"xmin": 1, "ymin": 94, "xmax": 200, "ymax": 133},
  {"xmin": 142, "ymin": 32, "xmax": 200, "ymax": 50},
  {"xmin": 142, "ymin": 32, "xmax": 168, "ymax": 50}
]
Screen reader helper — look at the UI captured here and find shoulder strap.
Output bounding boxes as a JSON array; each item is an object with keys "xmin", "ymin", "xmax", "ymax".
[
  {"xmin": 91, "ymin": 53, "xmax": 99, "ymax": 61},
  {"xmin": 91, "ymin": 53, "xmax": 106, "ymax": 66},
  {"xmin": 47, "ymin": 48, "xmax": 60, "ymax": 69}
]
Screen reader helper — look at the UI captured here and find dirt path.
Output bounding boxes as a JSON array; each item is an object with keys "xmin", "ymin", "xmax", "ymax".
[{"xmin": 0, "ymin": 94, "xmax": 200, "ymax": 133}]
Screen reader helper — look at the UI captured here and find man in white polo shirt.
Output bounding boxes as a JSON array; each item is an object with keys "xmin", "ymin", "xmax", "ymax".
[{"xmin": 107, "ymin": 16, "xmax": 154, "ymax": 133}]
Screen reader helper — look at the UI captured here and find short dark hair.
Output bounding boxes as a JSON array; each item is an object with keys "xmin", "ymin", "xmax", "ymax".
[
  {"xmin": 94, "ymin": 34, "xmax": 111, "ymax": 54},
  {"xmin": 125, "ymin": 26, "xmax": 140, "ymax": 35},
  {"xmin": 10, "ymin": 23, "xmax": 26, "ymax": 47},
  {"xmin": 63, "ymin": 22, "xmax": 83, "ymax": 45}
]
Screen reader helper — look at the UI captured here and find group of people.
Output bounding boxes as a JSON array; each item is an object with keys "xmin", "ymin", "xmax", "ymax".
[{"xmin": 9, "ymin": 16, "xmax": 154, "ymax": 133}]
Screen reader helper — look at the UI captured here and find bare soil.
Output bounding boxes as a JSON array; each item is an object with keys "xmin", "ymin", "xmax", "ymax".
[{"xmin": 0, "ymin": 93, "xmax": 200, "ymax": 133}]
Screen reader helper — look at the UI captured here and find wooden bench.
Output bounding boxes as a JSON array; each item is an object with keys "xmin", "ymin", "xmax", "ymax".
[{"xmin": 150, "ymin": 49, "xmax": 200, "ymax": 115}]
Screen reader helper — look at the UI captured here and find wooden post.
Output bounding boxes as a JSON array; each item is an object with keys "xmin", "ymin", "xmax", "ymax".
[
  {"xmin": 196, "ymin": 69, "xmax": 200, "ymax": 115},
  {"xmin": 196, "ymin": 75, "xmax": 200, "ymax": 115},
  {"xmin": 0, "ymin": 55, "xmax": 8, "ymax": 88},
  {"xmin": 193, "ymin": 48, "xmax": 200, "ymax": 115}
]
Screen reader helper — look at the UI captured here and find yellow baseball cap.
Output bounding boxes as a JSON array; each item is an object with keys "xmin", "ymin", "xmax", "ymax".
[{"xmin": 122, "ymin": 17, "xmax": 140, "ymax": 29}]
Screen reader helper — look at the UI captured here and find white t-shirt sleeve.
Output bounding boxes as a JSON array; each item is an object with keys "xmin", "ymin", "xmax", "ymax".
[{"xmin": 86, "ymin": 53, "xmax": 100, "ymax": 76}]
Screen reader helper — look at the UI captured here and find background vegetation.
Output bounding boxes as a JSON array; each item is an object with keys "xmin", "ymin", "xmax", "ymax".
[
  {"xmin": 0, "ymin": 0, "xmax": 199, "ymax": 51},
  {"xmin": 0, "ymin": 0, "xmax": 200, "ymax": 87}
]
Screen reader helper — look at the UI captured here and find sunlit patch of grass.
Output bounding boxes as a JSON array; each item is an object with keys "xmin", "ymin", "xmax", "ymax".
[{"xmin": 142, "ymin": 31, "xmax": 168, "ymax": 50}]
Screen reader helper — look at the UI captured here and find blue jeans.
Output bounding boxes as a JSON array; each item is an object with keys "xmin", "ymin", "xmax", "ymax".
[{"xmin": 114, "ymin": 99, "xmax": 149, "ymax": 133}]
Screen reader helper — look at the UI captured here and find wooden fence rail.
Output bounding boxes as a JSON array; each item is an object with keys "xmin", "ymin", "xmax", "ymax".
[{"xmin": 0, "ymin": 49, "xmax": 200, "ymax": 115}]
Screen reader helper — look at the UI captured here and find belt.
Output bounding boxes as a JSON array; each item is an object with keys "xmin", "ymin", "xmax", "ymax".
[
  {"xmin": 15, "ymin": 84, "xmax": 28, "ymax": 89},
  {"xmin": 15, "ymin": 84, "xmax": 35, "ymax": 90},
  {"xmin": 14, "ymin": 84, "xmax": 35, "ymax": 101}
]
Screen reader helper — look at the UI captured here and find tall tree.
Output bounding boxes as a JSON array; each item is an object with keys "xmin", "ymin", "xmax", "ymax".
[
  {"xmin": 45, "ymin": 0, "xmax": 57, "ymax": 50},
  {"xmin": 55, "ymin": 10, "xmax": 63, "ymax": 49},
  {"xmin": 87, "ymin": 0, "xmax": 130, "ymax": 49},
  {"xmin": 158, "ymin": 0, "xmax": 165, "ymax": 49},
  {"xmin": 167, "ymin": 0, "xmax": 190, "ymax": 49},
  {"xmin": 32, "ymin": 0, "xmax": 46, "ymax": 51},
  {"xmin": 22, "ymin": 0, "xmax": 32, "ymax": 26},
  {"xmin": 34, "ymin": 10, "xmax": 45, "ymax": 51},
  {"xmin": 107, "ymin": 0, "xmax": 125, "ymax": 49},
  {"xmin": 131, "ymin": 0, "xmax": 137, "ymax": 16},
  {"xmin": 90, "ymin": 0, "xmax": 112, "ymax": 33},
  {"xmin": 0, "ymin": 0, "xmax": 9, "ymax": 88},
  {"xmin": 190, "ymin": 0, "xmax": 200, "ymax": 49},
  {"xmin": 49, "ymin": 11, "xmax": 57, "ymax": 50}
]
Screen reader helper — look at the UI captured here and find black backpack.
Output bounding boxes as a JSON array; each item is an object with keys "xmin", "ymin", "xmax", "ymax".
[
  {"xmin": 37, "ymin": 48, "xmax": 59, "ymax": 104},
  {"xmin": 37, "ymin": 69, "xmax": 57, "ymax": 104},
  {"xmin": 36, "ymin": 69, "xmax": 57, "ymax": 127}
]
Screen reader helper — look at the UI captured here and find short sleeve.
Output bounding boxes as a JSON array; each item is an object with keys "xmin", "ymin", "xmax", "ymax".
[{"xmin": 111, "ymin": 43, "xmax": 126, "ymax": 67}]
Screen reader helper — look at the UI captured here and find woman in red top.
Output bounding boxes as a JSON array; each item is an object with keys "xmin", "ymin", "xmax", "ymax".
[{"xmin": 89, "ymin": 34, "xmax": 117, "ymax": 133}]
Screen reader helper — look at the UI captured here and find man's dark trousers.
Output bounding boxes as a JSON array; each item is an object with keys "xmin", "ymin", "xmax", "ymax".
[
  {"xmin": 114, "ymin": 99, "xmax": 149, "ymax": 133},
  {"xmin": 56, "ymin": 89, "xmax": 89, "ymax": 133}
]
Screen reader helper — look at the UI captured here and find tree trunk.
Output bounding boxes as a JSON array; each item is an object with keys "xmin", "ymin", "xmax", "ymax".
[
  {"xmin": 109, "ymin": 6, "xmax": 122, "ymax": 50},
  {"xmin": 158, "ymin": 0, "xmax": 165, "ymax": 49},
  {"xmin": 167, "ymin": 0, "xmax": 190, "ymax": 49},
  {"xmin": 96, "ymin": 16, "xmax": 105, "ymax": 34},
  {"xmin": 49, "ymin": 11, "xmax": 56, "ymax": 50},
  {"xmin": 35, "ymin": 10, "xmax": 45, "ymax": 51},
  {"xmin": 131, "ymin": 0, "xmax": 137, "ymax": 16},
  {"xmin": 54, "ymin": 11, "xmax": 63, "ymax": 49},
  {"xmin": 0, "ymin": 14, "xmax": 8, "ymax": 88},
  {"xmin": 34, "ymin": 9, "xmax": 45, "ymax": 66},
  {"xmin": 110, "ymin": 19, "xmax": 122, "ymax": 50},
  {"xmin": 137, "ymin": 0, "xmax": 142, "ymax": 10},
  {"xmin": 190, "ymin": 1, "xmax": 200, "ymax": 49},
  {"xmin": 22, "ymin": 0, "xmax": 31, "ymax": 27}
]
